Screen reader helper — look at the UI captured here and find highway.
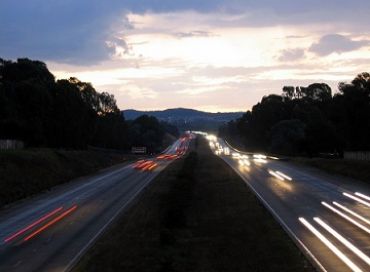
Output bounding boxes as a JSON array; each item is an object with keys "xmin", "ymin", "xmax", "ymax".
[
  {"xmin": 0, "ymin": 135, "xmax": 192, "ymax": 272},
  {"xmin": 206, "ymin": 134, "xmax": 370, "ymax": 272}
]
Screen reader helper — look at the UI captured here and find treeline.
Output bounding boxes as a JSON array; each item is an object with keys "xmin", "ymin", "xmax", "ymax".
[
  {"xmin": 0, "ymin": 58, "xmax": 178, "ymax": 152},
  {"xmin": 220, "ymin": 72, "xmax": 370, "ymax": 156}
]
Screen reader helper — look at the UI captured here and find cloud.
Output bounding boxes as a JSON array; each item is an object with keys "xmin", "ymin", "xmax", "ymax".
[
  {"xmin": 309, "ymin": 34, "xmax": 370, "ymax": 56},
  {"xmin": 278, "ymin": 48, "xmax": 305, "ymax": 61},
  {"xmin": 0, "ymin": 0, "xmax": 134, "ymax": 65},
  {"xmin": 2, "ymin": 1, "xmax": 370, "ymax": 65},
  {"xmin": 3, "ymin": 1, "xmax": 370, "ymax": 112},
  {"xmin": 172, "ymin": 30, "xmax": 214, "ymax": 38},
  {"xmin": 121, "ymin": 85, "xmax": 158, "ymax": 99},
  {"xmin": 285, "ymin": 35, "xmax": 307, "ymax": 39}
]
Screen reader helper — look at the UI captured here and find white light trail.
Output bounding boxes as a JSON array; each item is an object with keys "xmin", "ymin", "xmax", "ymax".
[
  {"xmin": 253, "ymin": 154, "xmax": 267, "ymax": 159},
  {"xmin": 268, "ymin": 170, "xmax": 285, "ymax": 181},
  {"xmin": 355, "ymin": 192, "xmax": 370, "ymax": 202},
  {"xmin": 254, "ymin": 158, "xmax": 267, "ymax": 164},
  {"xmin": 343, "ymin": 193, "xmax": 370, "ymax": 208},
  {"xmin": 333, "ymin": 202, "xmax": 370, "ymax": 226},
  {"xmin": 275, "ymin": 171, "xmax": 292, "ymax": 181},
  {"xmin": 314, "ymin": 217, "xmax": 370, "ymax": 266},
  {"xmin": 322, "ymin": 202, "xmax": 370, "ymax": 234},
  {"xmin": 299, "ymin": 217, "xmax": 362, "ymax": 272}
]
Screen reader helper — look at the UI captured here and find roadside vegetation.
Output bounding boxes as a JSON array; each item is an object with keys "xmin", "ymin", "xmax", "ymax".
[
  {"xmin": 0, "ymin": 58, "xmax": 178, "ymax": 153},
  {"xmin": 0, "ymin": 149, "xmax": 135, "ymax": 207},
  {"xmin": 220, "ymin": 72, "xmax": 370, "ymax": 157},
  {"xmin": 0, "ymin": 57, "xmax": 178, "ymax": 206},
  {"xmin": 75, "ymin": 138, "xmax": 313, "ymax": 272}
]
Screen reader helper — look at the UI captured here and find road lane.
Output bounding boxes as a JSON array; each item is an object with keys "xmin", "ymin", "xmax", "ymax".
[
  {"xmin": 208, "ymin": 136, "xmax": 370, "ymax": 272},
  {"xmin": 0, "ymin": 135, "xmax": 192, "ymax": 272}
]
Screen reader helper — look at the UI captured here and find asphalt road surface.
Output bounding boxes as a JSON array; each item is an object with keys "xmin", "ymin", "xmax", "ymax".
[
  {"xmin": 0, "ymin": 136, "xmax": 191, "ymax": 272},
  {"xmin": 209, "ymin": 136, "xmax": 370, "ymax": 272}
]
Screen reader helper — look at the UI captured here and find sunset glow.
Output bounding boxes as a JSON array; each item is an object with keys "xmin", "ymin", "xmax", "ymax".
[{"xmin": 2, "ymin": 1, "xmax": 370, "ymax": 112}]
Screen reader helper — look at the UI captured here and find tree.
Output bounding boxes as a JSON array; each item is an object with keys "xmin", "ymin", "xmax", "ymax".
[
  {"xmin": 0, "ymin": 58, "xmax": 140, "ymax": 150},
  {"xmin": 282, "ymin": 86, "xmax": 295, "ymax": 99},
  {"xmin": 302, "ymin": 83, "xmax": 332, "ymax": 101},
  {"xmin": 269, "ymin": 119, "xmax": 305, "ymax": 155},
  {"xmin": 98, "ymin": 92, "xmax": 119, "ymax": 115},
  {"xmin": 221, "ymin": 73, "xmax": 369, "ymax": 156},
  {"xmin": 333, "ymin": 73, "xmax": 370, "ymax": 150},
  {"xmin": 128, "ymin": 115, "xmax": 166, "ymax": 153}
]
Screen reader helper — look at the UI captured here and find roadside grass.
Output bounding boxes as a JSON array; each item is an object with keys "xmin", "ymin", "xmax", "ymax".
[
  {"xmin": 75, "ymin": 138, "xmax": 313, "ymax": 272},
  {"xmin": 0, "ymin": 149, "xmax": 135, "ymax": 207},
  {"xmin": 291, "ymin": 157, "xmax": 370, "ymax": 183}
]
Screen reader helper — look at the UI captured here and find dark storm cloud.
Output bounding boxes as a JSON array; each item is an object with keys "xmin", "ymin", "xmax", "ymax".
[{"xmin": 1, "ymin": 0, "xmax": 370, "ymax": 65}]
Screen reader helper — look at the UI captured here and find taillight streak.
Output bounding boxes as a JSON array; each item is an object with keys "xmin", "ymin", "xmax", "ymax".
[
  {"xmin": 4, "ymin": 206, "xmax": 63, "ymax": 243},
  {"xmin": 24, "ymin": 205, "xmax": 78, "ymax": 242}
]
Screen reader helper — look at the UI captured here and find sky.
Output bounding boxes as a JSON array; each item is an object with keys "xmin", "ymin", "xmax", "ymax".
[{"xmin": 1, "ymin": 1, "xmax": 370, "ymax": 112}]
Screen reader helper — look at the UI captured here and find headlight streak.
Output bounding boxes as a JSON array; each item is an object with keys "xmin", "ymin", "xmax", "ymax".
[
  {"xmin": 275, "ymin": 171, "xmax": 292, "ymax": 181},
  {"xmin": 253, "ymin": 154, "xmax": 267, "ymax": 159},
  {"xmin": 253, "ymin": 158, "xmax": 267, "ymax": 164},
  {"xmin": 355, "ymin": 192, "xmax": 370, "ymax": 202},
  {"xmin": 343, "ymin": 193, "xmax": 370, "ymax": 208},
  {"xmin": 232, "ymin": 152, "xmax": 240, "ymax": 158},
  {"xmin": 268, "ymin": 170, "xmax": 285, "ymax": 181},
  {"xmin": 239, "ymin": 159, "xmax": 250, "ymax": 166},
  {"xmin": 322, "ymin": 202, "xmax": 370, "ymax": 235},
  {"xmin": 299, "ymin": 217, "xmax": 363, "ymax": 272},
  {"xmin": 314, "ymin": 217, "xmax": 370, "ymax": 266},
  {"xmin": 332, "ymin": 202, "xmax": 370, "ymax": 226}
]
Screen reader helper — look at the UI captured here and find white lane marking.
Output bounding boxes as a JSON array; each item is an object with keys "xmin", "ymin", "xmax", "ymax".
[
  {"xmin": 299, "ymin": 217, "xmax": 362, "ymax": 272},
  {"xmin": 222, "ymin": 158, "xmax": 327, "ymax": 272},
  {"xmin": 333, "ymin": 202, "xmax": 370, "ymax": 226},
  {"xmin": 322, "ymin": 202, "xmax": 370, "ymax": 234},
  {"xmin": 314, "ymin": 217, "xmax": 370, "ymax": 266},
  {"xmin": 343, "ymin": 193, "xmax": 370, "ymax": 208}
]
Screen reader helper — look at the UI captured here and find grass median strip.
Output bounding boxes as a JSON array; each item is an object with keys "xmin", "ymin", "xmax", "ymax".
[{"xmin": 75, "ymin": 138, "xmax": 313, "ymax": 272}]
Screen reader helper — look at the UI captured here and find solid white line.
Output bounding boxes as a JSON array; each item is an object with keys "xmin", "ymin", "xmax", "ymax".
[
  {"xmin": 300, "ymin": 217, "xmax": 362, "ymax": 272},
  {"xmin": 222, "ymin": 158, "xmax": 327, "ymax": 272}
]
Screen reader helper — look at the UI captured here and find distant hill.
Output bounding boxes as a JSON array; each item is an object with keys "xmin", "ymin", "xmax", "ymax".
[{"xmin": 122, "ymin": 108, "xmax": 244, "ymax": 132}]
